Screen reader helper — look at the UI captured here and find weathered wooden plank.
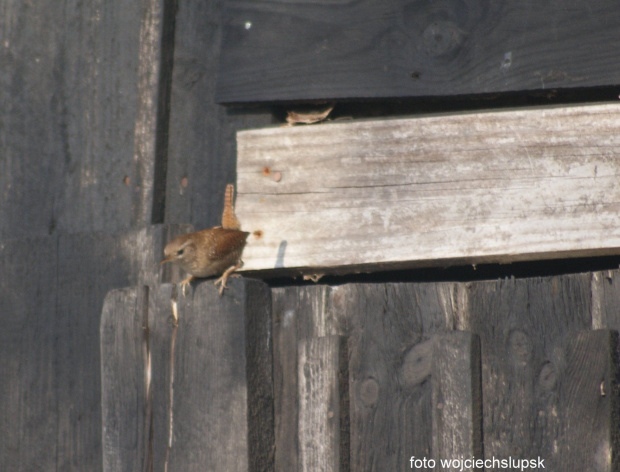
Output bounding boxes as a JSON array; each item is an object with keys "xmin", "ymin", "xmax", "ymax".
[
  {"xmin": 431, "ymin": 332, "xmax": 482, "ymax": 471},
  {"xmin": 591, "ymin": 270, "xmax": 620, "ymax": 331},
  {"xmin": 237, "ymin": 103, "xmax": 620, "ymax": 275},
  {"xmin": 101, "ymin": 287, "xmax": 151, "ymax": 472},
  {"xmin": 555, "ymin": 330, "xmax": 619, "ymax": 471},
  {"xmin": 0, "ymin": 237, "xmax": 58, "ymax": 472},
  {"xmin": 164, "ymin": 0, "xmax": 274, "ymax": 228},
  {"xmin": 161, "ymin": 278, "xmax": 272, "ymax": 472},
  {"xmin": 272, "ymin": 285, "xmax": 344, "ymax": 471},
  {"xmin": 298, "ymin": 336, "xmax": 347, "ymax": 472},
  {"xmin": 466, "ymin": 275, "xmax": 592, "ymax": 468},
  {"xmin": 101, "ymin": 279, "xmax": 273, "ymax": 472},
  {"xmin": 243, "ymin": 278, "xmax": 275, "ymax": 472},
  {"xmin": 0, "ymin": 0, "xmax": 156, "ymax": 239},
  {"xmin": 216, "ymin": 0, "xmax": 620, "ymax": 103},
  {"xmin": 335, "ymin": 283, "xmax": 455, "ymax": 471}
]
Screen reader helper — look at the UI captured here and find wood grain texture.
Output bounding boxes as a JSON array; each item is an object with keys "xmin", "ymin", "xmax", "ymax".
[
  {"xmin": 0, "ymin": 0, "xmax": 167, "ymax": 239},
  {"xmin": 0, "ymin": 225, "xmax": 189, "ymax": 471},
  {"xmin": 431, "ymin": 332, "xmax": 482, "ymax": 470},
  {"xmin": 334, "ymin": 283, "xmax": 455, "ymax": 471},
  {"xmin": 236, "ymin": 103, "xmax": 620, "ymax": 275},
  {"xmin": 272, "ymin": 286, "xmax": 339, "ymax": 472},
  {"xmin": 465, "ymin": 275, "xmax": 593, "ymax": 469},
  {"xmin": 216, "ymin": 0, "xmax": 620, "ymax": 103},
  {"xmin": 101, "ymin": 279, "xmax": 272, "ymax": 472},
  {"xmin": 0, "ymin": 237, "xmax": 58, "ymax": 472},
  {"xmin": 163, "ymin": 278, "xmax": 272, "ymax": 472},
  {"xmin": 557, "ymin": 330, "xmax": 619, "ymax": 471},
  {"xmin": 100, "ymin": 287, "xmax": 151, "ymax": 472},
  {"xmin": 298, "ymin": 336, "xmax": 346, "ymax": 472},
  {"xmin": 164, "ymin": 0, "xmax": 274, "ymax": 229}
]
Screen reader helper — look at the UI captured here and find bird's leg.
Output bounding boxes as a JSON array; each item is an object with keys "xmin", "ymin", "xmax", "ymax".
[
  {"xmin": 214, "ymin": 262, "xmax": 243, "ymax": 295},
  {"xmin": 179, "ymin": 275, "xmax": 194, "ymax": 297}
]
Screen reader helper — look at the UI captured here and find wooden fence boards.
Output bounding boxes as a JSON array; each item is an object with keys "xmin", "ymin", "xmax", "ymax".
[
  {"xmin": 0, "ymin": 225, "xmax": 190, "ymax": 471},
  {"xmin": 237, "ymin": 103, "xmax": 620, "ymax": 276},
  {"xmin": 216, "ymin": 0, "xmax": 620, "ymax": 103},
  {"xmin": 0, "ymin": 0, "xmax": 153, "ymax": 239},
  {"xmin": 272, "ymin": 286, "xmax": 338, "ymax": 471},
  {"xmin": 270, "ymin": 275, "xmax": 620, "ymax": 471},
  {"xmin": 465, "ymin": 275, "xmax": 594, "ymax": 469},
  {"xmin": 100, "ymin": 279, "xmax": 273, "ymax": 472},
  {"xmin": 100, "ymin": 287, "xmax": 151, "ymax": 472},
  {"xmin": 0, "ymin": 237, "xmax": 58, "ymax": 472},
  {"xmin": 298, "ymin": 336, "xmax": 347, "ymax": 472},
  {"xmin": 431, "ymin": 332, "xmax": 482, "ymax": 470},
  {"xmin": 558, "ymin": 330, "xmax": 619, "ymax": 471}
]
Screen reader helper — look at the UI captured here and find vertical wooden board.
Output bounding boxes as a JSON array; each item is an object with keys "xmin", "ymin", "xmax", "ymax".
[
  {"xmin": 554, "ymin": 330, "xmax": 619, "ymax": 471},
  {"xmin": 55, "ymin": 233, "xmax": 134, "ymax": 472},
  {"xmin": 332, "ymin": 283, "xmax": 456, "ymax": 471},
  {"xmin": 244, "ymin": 279, "xmax": 275, "ymax": 472},
  {"xmin": 0, "ymin": 0, "xmax": 143, "ymax": 239},
  {"xmin": 164, "ymin": 0, "xmax": 275, "ymax": 228},
  {"xmin": 466, "ymin": 275, "xmax": 592, "ymax": 466},
  {"xmin": 146, "ymin": 283, "xmax": 176, "ymax": 471},
  {"xmin": 55, "ymin": 225, "xmax": 177, "ymax": 471},
  {"xmin": 432, "ymin": 331, "xmax": 482, "ymax": 470},
  {"xmin": 164, "ymin": 278, "xmax": 271, "ymax": 472},
  {"xmin": 298, "ymin": 336, "xmax": 347, "ymax": 472},
  {"xmin": 272, "ymin": 285, "xmax": 337, "ymax": 472},
  {"xmin": 591, "ymin": 270, "xmax": 620, "ymax": 331},
  {"xmin": 100, "ymin": 287, "xmax": 150, "ymax": 472},
  {"xmin": 0, "ymin": 237, "xmax": 58, "ymax": 471},
  {"xmin": 431, "ymin": 332, "xmax": 482, "ymax": 471}
]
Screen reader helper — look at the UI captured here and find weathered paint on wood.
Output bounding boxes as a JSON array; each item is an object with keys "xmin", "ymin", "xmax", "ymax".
[
  {"xmin": 236, "ymin": 103, "xmax": 620, "ymax": 275},
  {"xmin": 100, "ymin": 279, "xmax": 273, "ymax": 472},
  {"xmin": 216, "ymin": 0, "xmax": 620, "ymax": 103}
]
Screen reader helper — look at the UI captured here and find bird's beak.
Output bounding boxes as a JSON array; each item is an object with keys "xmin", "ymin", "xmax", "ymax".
[{"xmin": 160, "ymin": 256, "xmax": 173, "ymax": 265}]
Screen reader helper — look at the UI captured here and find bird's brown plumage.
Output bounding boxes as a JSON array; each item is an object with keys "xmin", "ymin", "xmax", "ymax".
[
  {"xmin": 162, "ymin": 227, "xmax": 249, "ymax": 278},
  {"xmin": 160, "ymin": 184, "xmax": 249, "ymax": 295}
]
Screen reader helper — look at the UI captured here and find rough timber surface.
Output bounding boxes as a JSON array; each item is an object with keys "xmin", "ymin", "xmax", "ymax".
[
  {"xmin": 100, "ymin": 280, "xmax": 273, "ymax": 472},
  {"xmin": 0, "ymin": 0, "xmax": 169, "ymax": 239},
  {"xmin": 236, "ymin": 103, "xmax": 620, "ymax": 275},
  {"xmin": 164, "ymin": 0, "xmax": 274, "ymax": 229},
  {"xmin": 0, "ymin": 224, "xmax": 189, "ymax": 471},
  {"xmin": 216, "ymin": 0, "xmax": 620, "ymax": 103}
]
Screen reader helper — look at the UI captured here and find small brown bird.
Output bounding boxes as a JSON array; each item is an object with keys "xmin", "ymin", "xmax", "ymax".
[{"xmin": 161, "ymin": 184, "xmax": 249, "ymax": 295}]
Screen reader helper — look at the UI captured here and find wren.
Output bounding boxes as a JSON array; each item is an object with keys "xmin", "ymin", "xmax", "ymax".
[{"xmin": 161, "ymin": 184, "xmax": 249, "ymax": 295}]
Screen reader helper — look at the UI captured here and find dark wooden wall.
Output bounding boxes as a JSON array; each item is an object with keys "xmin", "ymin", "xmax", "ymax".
[
  {"xmin": 0, "ymin": 0, "xmax": 271, "ymax": 470},
  {"xmin": 2, "ymin": 0, "xmax": 620, "ymax": 471}
]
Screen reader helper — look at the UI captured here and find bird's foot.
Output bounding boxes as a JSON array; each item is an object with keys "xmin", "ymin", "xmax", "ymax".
[
  {"xmin": 179, "ymin": 276, "xmax": 194, "ymax": 296},
  {"xmin": 214, "ymin": 264, "xmax": 242, "ymax": 296}
]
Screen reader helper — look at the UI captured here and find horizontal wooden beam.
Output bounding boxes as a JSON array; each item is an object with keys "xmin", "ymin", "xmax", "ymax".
[
  {"xmin": 236, "ymin": 103, "xmax": 620, "ymax": 275},
  {"xmin": 216, "ymin": 0, "xmax": 620, "ymax": 103}
]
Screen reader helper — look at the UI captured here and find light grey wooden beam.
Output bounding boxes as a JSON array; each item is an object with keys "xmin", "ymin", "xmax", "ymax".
[{"xmin": 236, "ymin": 103, "xmax": 620, "ymax": 274}]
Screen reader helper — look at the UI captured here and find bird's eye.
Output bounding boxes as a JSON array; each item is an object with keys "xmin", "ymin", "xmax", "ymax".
[{"xmin": 177, "ymin": 249, "xmax": 185, "ymax": 256}]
